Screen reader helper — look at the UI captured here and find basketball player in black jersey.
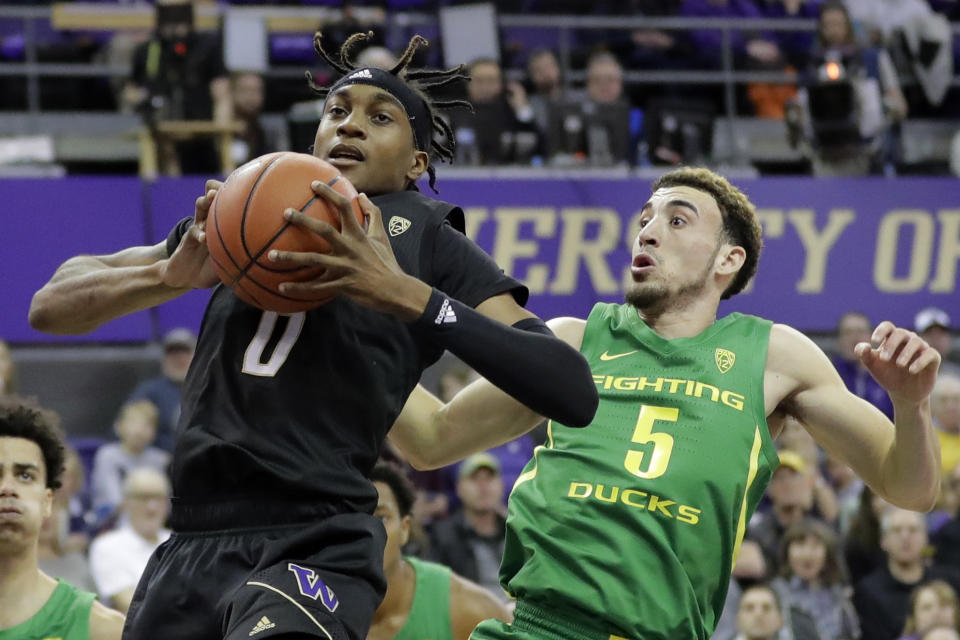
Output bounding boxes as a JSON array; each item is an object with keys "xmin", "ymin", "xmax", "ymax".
[{"xmin": 29, "ymin": 33, "xmax": 598, "ymax": 640}]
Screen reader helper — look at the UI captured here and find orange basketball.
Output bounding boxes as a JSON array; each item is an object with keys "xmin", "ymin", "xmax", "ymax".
[{"xmin": 206, "ymin": 152, "xmax": 363, "ymax": 313}]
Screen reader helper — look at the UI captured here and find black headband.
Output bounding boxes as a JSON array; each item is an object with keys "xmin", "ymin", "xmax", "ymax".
[{"xmin": 324, "ymin": 67, "xmax": 432, "ymax": 153}]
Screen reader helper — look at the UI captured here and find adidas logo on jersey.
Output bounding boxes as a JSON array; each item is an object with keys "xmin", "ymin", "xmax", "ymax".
[
  {"xmin": 434, "ymin": 299, "xmax": 457, "ymax": 325},
  {"xmin": 348, "ymin": 69, "xmax": 373, "ymax": 80},
  {"xmin": 249, "ymin": 616, "xmax": 276, "ymax": 636},
  {"xmin": 388, "ymin": 216, "xmax": 411, "ymax": 237}
]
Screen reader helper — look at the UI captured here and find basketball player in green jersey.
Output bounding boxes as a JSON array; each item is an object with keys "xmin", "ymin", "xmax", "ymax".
[
  {"xmin": 368, "ymin": 462, "xmax": 510, "ymax": 640},
  {"xmin": 388, "ymin": 166, "xmax": 943, "ymax": 640},
  {"xmin": 0, "ymin": 398, "xmax": 125, "ymax": 640}
]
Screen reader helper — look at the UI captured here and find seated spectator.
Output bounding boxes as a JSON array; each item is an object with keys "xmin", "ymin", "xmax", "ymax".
[
  {"xmin": 89, "ymin": 467, "xmax": 171, "ymax": 614},
  {"xmin": 546, "ymin": 52, "xmax": 632, "ymax": 166},
  {"xmin": 825, "ymin": 454, "xmax": 864, "ymax": 536},
  {"xmin": 37, "ymin": 505, "xmax": 96, "ymax": 594},
  {"xmin": 933, "ymin": 462, "xmax": 960, "ymax": 569},
  {"xmin": 915, "ymin": 308, "xmax": 960, "ymax": 377},
  {"xmin": 126, "ymin": 327, "xmax": 196, "ymax": 452},
  {"xmin": 772, "ymin": 519, "xmax": 860, "ymax": 640},
  {"xmin": 830, "ymin": 311, "xmax": 895, "ymax": 418},
  {"xmin": 747, "ymin": 451, "xmax": 817, "ymax": 574},
  {"xmin": 776, "ymin": 418, "xmax": 839, "ymax": 526},
  {"xmin": 53, "ymin": 446, "xmax": 94, "ymax": 551},
  {"xmin": 933, "ymin": 376, "xmax": 960, "ymax": 477},
  {"xmin": 429, "ymin": 453, "xmax": 507, "ymax": 602},
  {"xmin": 525, "ymin": 48, "xmax": 564, "ymax": 134},
  {"xmin": 448, "ymin": 58, "xmax": 542, "ymax": 166},
  {"xmin": 355, "ymin": 46, "xmax": 397, "ymax": 70},
  {"xmin": 845, "ymin": 485, "xmax": 890, "ymax": 584},
  {"xmin": 899, "ymin": 580, "xmax": 960, "ymax": 640},
  {"xmin": 731, "ymin": 582, "xmax": 820, "ymax": 640},
  {"xmin": 854, "ymin": 508, "xmax": 960, "ymax": 640},
  {"xmin": 230, "ymin": 71, "xmax": 273, "ymax": 166},
  {"xmin": 91, "ymin": 401, "xmax": 169, "ymax": 518}
]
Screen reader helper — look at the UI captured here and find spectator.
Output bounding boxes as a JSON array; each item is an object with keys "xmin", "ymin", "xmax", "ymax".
[
  {"xmin": 731, "ymin": 583, "xmax": 820, "ymax": 640},
  {"xmin": 899, "ymin": 580, "xmax": 960, "ymax": 640},
  {"xmin": 772, "ymin": 519, "xmax": 860, "ymax": 640},
  {"xmin": 37, "ymin": 505, "xmax": 96, "ymax": 594},
  {"xmin": 747, "ymin": 451, "xmax": 816, "ymax": 574},
  {"xmin": 429, "ymin": 453, "xmax": 507, "ymax": 602},
  {"xmin": 90, "ymin": 401, "xmax": 169, "ymax": 519},
  {"xmin": 933, "ymin": 462, "xmax": 960, "ymax": 569},
  {"xmin": 933, "ymin": 375, "xmax": 960, "ymax": 477},
  {"xmin": 0, "ymin": 339, "xmax": 15, "ymax": 396},
  {"xmin": 52, "ymin": 446, "xmax": 93, "ymax": 551},
  {"xmin": 126, "ymin": 327, "xmax": 196, "ymax": 452},
  {"xmin": 825, "ymin": 454, "xmax": 864, "ymax": 536},
  {"xmin": 845, "ymin": 485, "xmax": 890, "ymax": 584},
  {"xmin": 230, "ymin": 71, "xmax": 273, "ymax": 166},
  {"xmin": 124, "ymin": 0, "xmax": 231, "ymax": 175},
  {"xmin": 526, "ymin": 48, "xmax": 564, "ymax": 134},
  {"xmin": 448, "ymin": 58, "xmax": 542, "ymax": 166},
  {"xmin": 355, "ymin": 45, "xmax": 397, "ymax": 70},
  {"xmin": 0, "ymin": 398, "xmax": 124, "ymax": 639},
  {"xmin": 924, "ymin": 629, "xmax": 960, "ymax": 640},
  {"xmin": 915, "ymin": 308, "xmax": 960, "ymax": 377},
  {"xmin": 89, "ymin": 467, "xmax": 171, "ymax": 614},
  {"xmin": 679, "ymin": 0, "xmax": 785, "ymax": 71},
  {"xmin": 831, "ymin": 311, "xmax": 895, "ymax": 419},
  {"xmin": 777, "ymin": 418, "xmax": 840, "ymax": 526},
  {"xmin": 854, "ymin": 508, "xmax": 960, "ymax": 640}
]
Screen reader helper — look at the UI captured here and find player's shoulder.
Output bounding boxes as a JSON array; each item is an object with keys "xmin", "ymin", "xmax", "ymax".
[
  {"xmin": 371, "ymin": 190, "xmax": 464, "ymax": 233},
  {"xmin": 547, "ymin": 317, "xmax": 587, "ymax": 349},
  {"xmin": 89, "ymin": 599, "xmax": 125, "ymax": 640}
]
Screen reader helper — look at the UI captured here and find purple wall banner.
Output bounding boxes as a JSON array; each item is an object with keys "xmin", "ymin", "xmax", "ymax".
[{"xmin": 4, "ymin": 176, "xmax": 958, "ymax": 343}]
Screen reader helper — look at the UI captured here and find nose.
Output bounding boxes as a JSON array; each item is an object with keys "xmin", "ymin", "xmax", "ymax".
[
  {"xmin": 336, "ymin": 112, "xmax": 366, "ymax": 139},
  {"xmin": 637, "ymin": 217, "xmax": 662, "ymax": 248},
  {"xmin": 0, "ymin": 474, "xmax": 17, "ymax": 496}
]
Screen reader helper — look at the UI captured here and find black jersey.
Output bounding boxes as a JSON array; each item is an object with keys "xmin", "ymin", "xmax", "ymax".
[{"xmin": 165, "ymin": 190, "xmax": 526, "ymax": 529}]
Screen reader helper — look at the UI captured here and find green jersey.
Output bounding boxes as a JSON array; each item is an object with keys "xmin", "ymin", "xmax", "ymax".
[
  {"xmin": 0, "ymin": 579, "xmax": 96, "ymax": 640},
  {"xmin": 501, "ymin": 303, "xmax": 778, "ymax": 640},
  {"xmin": 394, "ymin": 556, "xmax": 453, "ymax": 640}
]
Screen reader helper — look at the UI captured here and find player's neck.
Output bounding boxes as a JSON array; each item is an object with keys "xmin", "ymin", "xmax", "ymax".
[
  {"xmin": 0, "ymin": 557, "xmax": 56, "ymax": 629},
  {"xmin": 374, "ymin": 558, "xmax": 415, "ymax": 622},
  {"xmin": 635, "ymin": 295, "xmax": 719, "ymax": 340}
]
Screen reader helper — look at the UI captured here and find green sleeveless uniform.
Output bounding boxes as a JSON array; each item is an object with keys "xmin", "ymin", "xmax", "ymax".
[
  {"xmin": 0, "ymin": 579, "xmax": 96, "ymax": 640},
  {"xmin": 394, "ymin": 556, "xmax": 453, "ymax": 640},
  {"xmin": 473, "ymin": 303, "xmax": 778, "ymax": 640}
]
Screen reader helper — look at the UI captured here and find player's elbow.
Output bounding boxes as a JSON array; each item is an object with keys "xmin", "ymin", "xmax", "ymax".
[
  {"xmin": 550, "ymin": 362, "xmax": 599, "ymax": 428},
  {"xmin": 885, "ymin": 477, "xmax": 941, "ymax": 513},
  {"xmin": 29, "ymin": 291, "xmax": 90, "ymax": 335}
]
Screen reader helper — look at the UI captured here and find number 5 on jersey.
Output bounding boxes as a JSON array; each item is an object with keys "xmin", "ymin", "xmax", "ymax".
[
  {"xmin": 242, "ymin": 311, "xmax": 305, "ymax": 377},
  {"xmin": 624, "ymin": 405, "xmax": 678, "ymax": 479}
]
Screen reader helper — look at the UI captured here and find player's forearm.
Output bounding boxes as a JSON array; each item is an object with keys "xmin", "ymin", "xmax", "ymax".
[
  {"xmin": 30, "ymin": 256, "xmax": 188, "ymax": 335},
  {"xmin": 881, "ymin": 398, "xmax": 941, "ymax": 511}
]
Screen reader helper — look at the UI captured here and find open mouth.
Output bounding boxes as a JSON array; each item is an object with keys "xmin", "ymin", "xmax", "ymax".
[
  {"xmin": 631, "ymin": 254, "xmax": 656, "ymax": 276},
  {"xmin": 327, "ymin": 143, "xmax": 365, "ymax": 165}
]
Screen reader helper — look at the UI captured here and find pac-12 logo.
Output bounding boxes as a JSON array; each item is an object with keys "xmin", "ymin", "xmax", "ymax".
[
  {"xmin": 287, "ymin": 563, "xmax": 339, "ymax": 612},
  {"xmin": 715, "ymin": 348, "xmax": 736, "ymax": 374}
]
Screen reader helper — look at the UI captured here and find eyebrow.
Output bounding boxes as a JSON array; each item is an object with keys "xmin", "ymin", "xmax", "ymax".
[
  {"xmin": 6, "ymin": 462, "xmax": 41, "ymax": 474},
  {"xmin": 641, "ymin": 199, "xmax": 700, "ymax": 217},
  {"xmin": 329, "ymin": 88, "xmax": 405, "ymax": 113}
]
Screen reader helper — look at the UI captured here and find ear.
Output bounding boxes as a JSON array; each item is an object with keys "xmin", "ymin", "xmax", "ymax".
[
  {"xmin": 716, "ymin": 244, "xmax": 746, "ymax": 277},
  {"xmin": 406, "ymin": 150, "xmax": 429, "ymax": 183},
  {"xmin": 42, "ymin": 488, "xmax": 53, "ymax": 519},
  {"xmin": 400, "ymin": 514, "xmax": 411, "ymax": 547}
]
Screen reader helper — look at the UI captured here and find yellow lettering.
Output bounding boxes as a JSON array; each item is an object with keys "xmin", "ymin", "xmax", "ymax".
[
  {"xmin": 663, "ymin": 378, "xmax": 686, "ymax": 394},
  {"xmin": 595, "ymin": 484, "xmax": 619, "ymax": 503},
  {"xmin": 461, "ymin": 207, "xmax": 488, "ymax": 240},
  {"xmin": 648, "ymin": 495, "xmax": 675, "ymax": 518},
  {"xmin": 614, "ymin": 377, "xmax": 638, "ymax": 391},
  {"xmin": 621, "ymin": 489, "xmax": 648, "ymax": 508},
  {"xmin": 491, "ymin": 208, "xmax": 556, "ymax": 294},
  {"xmin": 721, "ymin": 390, "xmax": 745, "ymax": 411},
  {"xmin": 568, "ymin": 482, "xmax": 593, "ymax": 499},
  {"xmin": 874, "ymin": 210, "xmax": 935, "ymax": 293},
  {"xmin": 603, "ymin": 376, "xmax": 614, "ymax": 390},
  {"xmin": 931, "ymin": 209, "xmax": 960, "ymax": 292},
  {"xmin": 677, "ymin": 505, "xmax": 702, "ymax": 525},
  {"xmin": 637, "ymin": 377, "xmax": 665, "ymax": 392},
  {"xmin": 684, "ymin": 380, "xmax": 696, "ymax": 396},
  {"xmin": 551, "ymin": 208, "xmax": 620, "ymax": 295},
  {"xmin": 593, "ymin": 375, "xmax": 606, "ymax": 385},
  {"xmin": 695, "ymin": 382, "xmax": 721, "ymax": 402},
  {"xmin": 788, "ymin": 208, "xmax": 855, "ymax": 293}
]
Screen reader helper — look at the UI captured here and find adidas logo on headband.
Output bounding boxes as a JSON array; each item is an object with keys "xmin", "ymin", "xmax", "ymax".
[{"xmin": 348, "ymin": 69, "xmax": 373, "ymax": 80}]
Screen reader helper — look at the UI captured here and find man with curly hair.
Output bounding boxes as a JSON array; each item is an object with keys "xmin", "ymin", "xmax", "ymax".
[{"xmin": 0, "ymin": 398, "xmax": 125, "ymax": 639}]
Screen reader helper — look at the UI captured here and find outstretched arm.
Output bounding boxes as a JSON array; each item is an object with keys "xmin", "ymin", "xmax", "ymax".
[
  {"xmin": 768, "ymin": 322, "xmax": 941, "ymax": 511},
  {"xmin": 29, "ymin": 181, "xmax": 222, "ymax": 335},
  {"xmin": 390, "ymin": 317, "xmax": 586, "ymax": 470}
]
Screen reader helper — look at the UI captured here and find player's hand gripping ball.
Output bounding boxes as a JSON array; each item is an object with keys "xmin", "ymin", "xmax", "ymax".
[{"xmin": 206, "ymin": 152, "xmax": 364, "ymax": 313}]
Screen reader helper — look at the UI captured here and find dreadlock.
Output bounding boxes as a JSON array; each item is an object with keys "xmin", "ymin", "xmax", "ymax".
[{"xmin": 307, "ymin": 32, "xmax": 472, "ymax": 193}]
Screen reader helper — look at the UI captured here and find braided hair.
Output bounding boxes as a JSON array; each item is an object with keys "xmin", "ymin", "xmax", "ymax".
[{"xmin": 307, "ymin": 32, "xmax": 471, "ymax": 192}]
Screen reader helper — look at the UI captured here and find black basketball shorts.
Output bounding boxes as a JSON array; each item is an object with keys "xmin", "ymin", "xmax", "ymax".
[{"xmin": 122, "ymin": 513, "xmax": 387, "ymax": 640}]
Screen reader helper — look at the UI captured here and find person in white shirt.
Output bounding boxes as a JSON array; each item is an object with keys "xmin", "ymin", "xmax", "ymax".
[{"xmin": 89, "ymin": 466, "xmax": 170, "ymax": 613}]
